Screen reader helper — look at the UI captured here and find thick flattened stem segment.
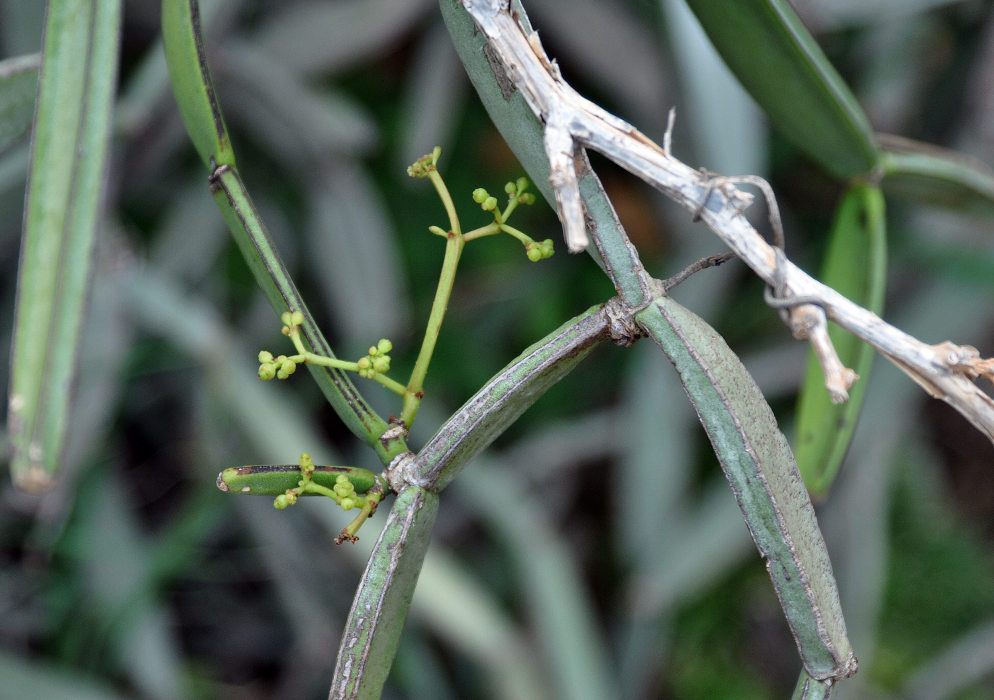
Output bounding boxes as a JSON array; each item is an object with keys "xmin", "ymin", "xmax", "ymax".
[
  {"xmin": 217, "ymin": 465, "xmax": 378, "ymax": 496},
  {"xmin": 635, "ymin": 295, "xmax": 856, "ymax": 681},
  {"xmin": 792, "ymin": 669, "xmax": 835, "ymax": 699},
  {"xmin": 330, "ymin": 486, "xmax": 440, "ymax": 700},
  {"xmin": 161, "ymin": 0, "xmax": 235, "ymax": 168},
  {"xmin": 414, "ymin": 303, "xmax": 612, "ymax": 492},
  {"xmin": 162, "ymin": 0, "xmax": 401, "ymax": 461},
  {"xmin": 208, "ymin": 167, "xmax": 396, "ymax": 459}
]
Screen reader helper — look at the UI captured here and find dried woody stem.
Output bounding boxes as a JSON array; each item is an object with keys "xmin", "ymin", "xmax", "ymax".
[{"xmin": 462, "ymin": 0, "xmax": 994, "ymax": 441}]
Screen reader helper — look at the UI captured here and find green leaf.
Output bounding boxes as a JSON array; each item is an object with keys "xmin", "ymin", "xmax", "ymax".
[
  {"xmin": 635, "ymin": 295, "xmax": 856, "ymax": 681},
  {"xmin": 415, "ymin": 303, "xmax": 609, "ymax": 492},
  {"xmin": 795, "ymin": 185, "xmax": 886, "ymax": 497},
  {"xmin": 331, "ymin": 485, "xmax": 440, "ymax": 699},
  {"xmin": 685, "ymin": 0, "xmax": 878, "ymax": 178},
  {"xmin": 0, "ymin": 53, "xmax": 40, "ymax": 153},
  {"xmin": 7, "ymin": 0, "xmax": 122, "ymax": 491},
  {"xmin": 161, "ymin": 0, "xmax": 235, "ymax": 168},
  {"xmin": 877, "ymin": 133, "xmax": 994, "ymax": 216}
]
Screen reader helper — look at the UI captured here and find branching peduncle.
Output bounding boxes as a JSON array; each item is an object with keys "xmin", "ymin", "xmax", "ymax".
[{"xmin": 257, "ymin": 147, "xmax": 552, "ymax": 434}]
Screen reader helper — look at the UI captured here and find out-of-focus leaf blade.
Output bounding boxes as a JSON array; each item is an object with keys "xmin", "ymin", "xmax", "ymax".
[
  {"xmin": 456, "ymin": 465, "xmax": 616, "ymax": 700},
  {"xmin": 304, "ymin": 161, "xmax": 408, "ymax": 345},
  {"xmin": 0, "ymin": 653, "xmax": 128, "ymax": 700},
  {"xmin": 251, "ymin": 0, "xmax": 433, "ymax": 76},
  {"xmin": 635, "ymin": 295, "xmax": 856, "ymax": 681},
  {"xmin": 878, "ymin": 133, "xmax": 994, "ymax": 216},
  {"xmin": 661, "ymin": 0, "xmax": 766, "ymax": 176},
  {"xmin": 219, "ymin": 41, "xmax": 379, "ymax": 160},
  {"xmin": 7, "ymin": 0, "xmax": 122, "ymax": 491},
  {"xmin": 685, "ymin": 0, "xmax": 878, "ymax": 178},
  {"xmin": 795, "ymin": 185, "xmax": 886, "ymax": 497},
  {"xmin": 0, "ymin": 53, "xmax": 39, "ymax": 153}
]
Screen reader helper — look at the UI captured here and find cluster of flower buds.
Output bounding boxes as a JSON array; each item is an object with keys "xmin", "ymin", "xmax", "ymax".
[
  {"xmin": 525, "ymin": 238, "xmax": 556, "ymax": 262},
  {"xmin": 332, "ymin": 474, "xmax": 358, "ymax": 511},
  {"xmin": 505, "ymin": 176, "xmax": 536, "ymax": 204},
  {"xmin": 357, "ymin": 338, "xmax": 393, "ymax": 378},
  {"xmin": 407, "ymin": 146, "xmax": 442, "ymax": 178},
  {"xmin": 258, "ymin": 350, "xmax": 298, "ymax": 380}
]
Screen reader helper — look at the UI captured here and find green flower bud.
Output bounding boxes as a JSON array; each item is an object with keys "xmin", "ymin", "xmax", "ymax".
[
  {"xmin": 472, "ymin": 187, "xmax": 488, "ymax": 204},
  {"xmin": 504, "ymin": 181, "xmax": 516, "ymax": 195},
  {"xmin": 258, "ymin": 363, "xmax": 276, "ymax": 380},
  {"xmin": 483, "ymin": 196, "xmax": 498, "ymax": 211},
  {"xmin": 258, "ymin": 350, "xmax": 274, "ymax": 363},
  {"xmin": 275, "ymin": 491, "xmax": 298, "ymax": 509},
  {"xmin": 541, "ymin": 239, "xmax": 555, "ymax": 257},
  {"xmin": 277, "ymin": 360, "xmax": 297, "ymax": 380},
  {"xmin": 407, "ymin": 150, "xmax": 439, "ymax": 178},
  {"xmin": 290, "ymin": 311, "xmax": 305, "ymax": 326},
  {"xmin": 372, "ymin": 357, "xmax": 390, "ymax": 373},
  {"xmin": 516, "ymin": 176, "xmax": 529, "ymax": 192},
  {"xmin": 280, "ymin": 311, "xmax": 292, "ymax": 326},
  {"xmin": 377, "ymin": 338, "xmax": 393, "ymax": 354},
  {"xmin": 520, "ymin": 193, "xmax": 536, "ymax": 205},
  {"xmin": 340, "ymin": 497, "xmax": 356, "ymax": 511},
  {"xmin": 357, "ymin": 357, "xmax": 371, "ymax": 370},
  {"xmin": 300, "ymin": 453, "xmax": 314, "ymax": 468},
  {"xmin": 526, "ymin": 246, "xmax": 542, "ymax": 262}
]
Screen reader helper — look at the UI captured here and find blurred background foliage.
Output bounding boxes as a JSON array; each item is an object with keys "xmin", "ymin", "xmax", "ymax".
[{"xmin": 2, "ymin": 0, "xmax": 994, "ymax": 698}]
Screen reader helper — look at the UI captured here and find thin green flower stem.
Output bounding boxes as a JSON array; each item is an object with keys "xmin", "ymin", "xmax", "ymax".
[
  {"xmin": 290, "ymin": 351, "xmax": 355, "ymax": 371},
  {"xmin": 428, "ymin": 168, "xmax": 461, "ymax": 236},
  {"xmin": 343, "ymin": 499, "xmax": 378, "ymax": 538},
  {"xmin": 501, "ymin": 196, "xmax": 522, "ymax": 222},
  {"xmin": 288, "ymin": 330, "xmax": 407, "ymax": 396},
  {"xmin": 461, "ymin": 222, "xmax": 502, "ymax": 242},
  {"xmin": 371, "ymin": 373, "xmax": 408, "ymax": 396},
  {"xmin": 402, "ymin": 230, "xmax": 463, "ymax": 427},
  {"xmin": 498, "ymin": 223, "xmax": 532, "ymax": 246},
  {"xmin": 303, "ymin": 481, "xmax": 339, "ymax": 499},
  {"xmin": 400, "ymin": 168, "xmax": 466, "ymax": 427},
  {"xmin": 284, "ymin": 329, "xmax": 407, "ymax": 395}
]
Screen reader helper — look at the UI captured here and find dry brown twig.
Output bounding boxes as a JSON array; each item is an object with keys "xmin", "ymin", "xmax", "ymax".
[{"xmin": 461, "ymin": 0, "xmax": 994, "ymax": 442}]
